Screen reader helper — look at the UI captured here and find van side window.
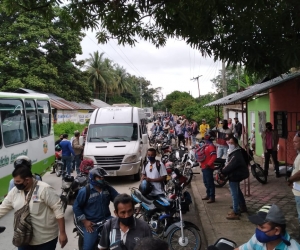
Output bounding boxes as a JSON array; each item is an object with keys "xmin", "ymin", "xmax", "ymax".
[
  {"xmin": 37, "ymin": 100, "xmax": 51, "ymax": 137},
  {"xmin": 0, "ymin": 99, "xmax": 27, "ymax": 146},
  {"xmin": 25, "ymin": 100, "xmax": 39, "ymax": 140}
]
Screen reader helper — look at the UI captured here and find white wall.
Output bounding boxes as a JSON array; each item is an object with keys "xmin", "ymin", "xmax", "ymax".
[{"xmin": 56, "ymin": 110, "xmax": 93, "ymax": 124}]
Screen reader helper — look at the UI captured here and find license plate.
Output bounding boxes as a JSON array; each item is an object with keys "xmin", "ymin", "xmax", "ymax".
[{"xmin": 106, "ymin": 170, "xmax": 116, "ymax": 176}]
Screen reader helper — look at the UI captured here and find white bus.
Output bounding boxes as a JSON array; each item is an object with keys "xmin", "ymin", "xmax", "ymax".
[{"xmin": 0, "ymin": 92, "xmax": 55, "ymax": 202}]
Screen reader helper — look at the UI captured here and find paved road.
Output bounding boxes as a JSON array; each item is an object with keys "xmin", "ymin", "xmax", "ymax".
[{"xmin": 0, "ymin": 167, "xmax": 204, "ymax": 250}]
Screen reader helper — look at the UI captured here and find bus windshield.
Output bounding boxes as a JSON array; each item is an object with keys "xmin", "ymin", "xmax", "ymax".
[{"xmin": 87, "ymin": 123, "xmax": 138, "ymax": 142}]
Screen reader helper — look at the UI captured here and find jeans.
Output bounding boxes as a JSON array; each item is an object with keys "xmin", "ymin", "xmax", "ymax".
[
  {"xmin": 217, "ymin": 146, "xmax": 228, "ymax": 159},
  {"xmin": 229, "ymin": 181, "xmax": 246, "ymax": 214},
  {"xmin": 18, "ymin": 237, "xmax": 58, "ymax": 250},
  {"xmin": 191, "ymin": 135, "xmax": 197, "ymax": 146},
  {"xmin": 264, "ymin": 149, "xmax": 279, "ymax": 174},
  {"xmin": 202, "ymin": 168, "xmax": 215, "ymax": 199},
  {"xmin": 81, "ymin": 225, "xmax": 99, "ymax": 250},
  {"xmin": 62, "ymin": 155, "xmax": 73, "ymax": 176},
  {"xmin": 295, "ymin": 196, "xmax": 300, "ymax": 223},
  {"xmin": 74, "ymin": 154, "xmax": 82, "ymax": 174}
]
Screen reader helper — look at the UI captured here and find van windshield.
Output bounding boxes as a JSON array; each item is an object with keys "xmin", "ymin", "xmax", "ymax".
[{"xmin": 87, "ymin": 123, "xmax": 138, "ymax": 142}]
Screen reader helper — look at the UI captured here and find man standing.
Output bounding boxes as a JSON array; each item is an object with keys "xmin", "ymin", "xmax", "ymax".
[
  {"xmin": 73, "ymin": 168, "xmax": 119, "ymax": 250},
  {"xmin": 287, "ymin": 133, "xmax": 300, "ymax": 233},
  {"xmin": 59, "ymin": 133, "xmax": 75, "ymax": 176},
  {"xmin": 235, "ymin": 204, "xmax": 300, "ymax": 249},
  {"xmin": 72, "ymin": 131, "xmax": 84, "ymax": 174},
  {"xmin": 99, "ymin": 194, "xmax": 152, "ymax": 250},
  {"xmin": 221, "ymin": 136, "xmax": 249, "ymax": 220},
  {"xmin": 261, "ymin": 122, "xmax": 280, "ymax": 177},
  {"xmin": 0, "ymin": 165, "xmax": 68, "ymax": 249},
  {"xmin": 142, "ymin": 148, "xmax": 167, "ymax": 199},
  {"xmin": 55, "ymin": 134, "xmax": 63, "ymax": 147},
  {"xmin": 233, "ymin": 117, "xmax": 242, "ymax": 141},
  {"xmin": 216, "ymin": 119, "xmax": 232, "ymax": 158},
  {"xmin": 199, "ymin": 131, "xmax": 217, "ymax": 203},
  {"xmin": 199, "ymin": 119, "xmax": 210, "ymax": 139}
]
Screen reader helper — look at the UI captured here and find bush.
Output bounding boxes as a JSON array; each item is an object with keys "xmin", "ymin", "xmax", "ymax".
[{"xmin": 54, "ymin": 121, "xmax": 87, "ymax": 138}]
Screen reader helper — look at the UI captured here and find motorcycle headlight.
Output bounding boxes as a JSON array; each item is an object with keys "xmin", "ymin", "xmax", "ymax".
[{"xmin": 123, "ymin": 155, "xmax": 138, "ymax": 163}]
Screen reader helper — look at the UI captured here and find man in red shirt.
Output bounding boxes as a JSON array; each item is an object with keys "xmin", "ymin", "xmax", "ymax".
[
  {"xmin": 261, "ymin": 122, "xmax": 280, "ymax": 178},
  {"xmin": 199, "ymin": 131, "xmax": 217, "ymax": 203}
]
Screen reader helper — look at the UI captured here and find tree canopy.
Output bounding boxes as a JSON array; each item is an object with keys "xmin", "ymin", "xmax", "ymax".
[{"xmin": 2, "ymin": 0, "xmax": 300, "ymax": 77}]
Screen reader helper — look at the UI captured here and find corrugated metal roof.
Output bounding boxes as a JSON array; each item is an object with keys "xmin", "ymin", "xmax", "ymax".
[
  {"xmin": 204, "ymin": 72, "xmax": 300, "ymax": 107},
  {"xmin": 15, "ymin": 88, "xmax": 99, "ymax": 110},
  {"xmin": 91, "ymin": 99, "xmax": 111, "ymax": 108}
]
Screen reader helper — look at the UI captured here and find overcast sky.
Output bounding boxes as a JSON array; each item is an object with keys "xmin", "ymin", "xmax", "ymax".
[{"xmin": 77, "ymin": 31, "xmax": 222, "ymax": 98}]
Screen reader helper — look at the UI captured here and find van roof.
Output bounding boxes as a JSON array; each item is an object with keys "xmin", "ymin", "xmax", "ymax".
[{"xmin": 92, "ymin": 107, "xmax": 135, "ymax": 124}]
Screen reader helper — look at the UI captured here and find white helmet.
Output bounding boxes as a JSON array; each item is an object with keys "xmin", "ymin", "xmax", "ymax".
[{"xmin": 14, "ymin": 155, "xmax": 32, "ymax": 169}]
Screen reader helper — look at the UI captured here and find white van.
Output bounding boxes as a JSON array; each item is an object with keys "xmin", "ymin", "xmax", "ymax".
[{"xmin": 84, "ymin": 107, "xmax": 148, "ymax": 180}]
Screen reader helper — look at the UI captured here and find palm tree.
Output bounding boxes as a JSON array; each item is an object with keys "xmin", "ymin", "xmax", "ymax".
[
  {"xmin": 114, "ymin": 65, "xmax": 131, "ymax": 94},
  {"xmin": 85, "ymin": 51, "xmax": 116, "ymax": 101}
]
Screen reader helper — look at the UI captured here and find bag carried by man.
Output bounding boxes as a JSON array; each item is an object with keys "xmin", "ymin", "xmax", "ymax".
[{"xmin": 12, "ymin": 180, "xmax": 38, "ymax": 247}]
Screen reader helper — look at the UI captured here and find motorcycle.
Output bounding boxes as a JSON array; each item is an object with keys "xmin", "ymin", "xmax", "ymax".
[
  {"xmin": 131, "ymin": 176, "xmax": 201, "ymax": 250},
  {"xmin": 213, "ymin": 158, "xmax": 228, "ymax": 188},
  {"xmin": 73, "ymin": 214, "xmax": 106, "ymax": 250},
  {"xmin": 53, "ymin": 150, "xmax": 64, "ymax": 177},
  {"xmin": 60, "ymin": 173, "xmax": 89, "ymax": 212},
  {"xmin": 207, "ymin": 238, "xmax": 237, "ymax": 250}
]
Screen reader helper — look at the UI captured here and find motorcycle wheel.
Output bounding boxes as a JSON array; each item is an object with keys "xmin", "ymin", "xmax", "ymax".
[
  {"xmin": 213, "ymin": 169, "xmax": 227, "ymax": 188},
  {"xmin": 56, "ymin": 163, "xmax": 62, "ymax": 177},
  {"xmin": 182, "ymin": 167, "xmax": 193, "ymax": 186},
  {"xmin": 167, "ymin": 226, "xmax": 201, "ymax": 250},
  {"xmin": 251, "ymin": 163, "xmax": 267, "ymax": 184}
]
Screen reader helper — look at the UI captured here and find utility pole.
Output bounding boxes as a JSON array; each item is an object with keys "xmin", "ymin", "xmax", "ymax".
[
  {"xmin": 222, "ymin": 61, "xmax": 227, "ymax": 119},
  {"xmin": 190, "ymin": 75, "xmax": 202, "ymax": 98},
  {"xmin": 140, "ymin": 82, "xmax": 142, "ymax": 108}
]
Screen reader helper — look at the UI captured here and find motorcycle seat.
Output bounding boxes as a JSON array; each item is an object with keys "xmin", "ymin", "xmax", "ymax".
[
  {"xmin": 215, "ymin": 158, "xmax": 226, "ymax": 164},
  {"xmin": 161, "ymin": 145, "xmax": 170, "ymax": 150},
  {"xmin": 132, "ymin": 189, "xmax": 154, "ymax": 205}
]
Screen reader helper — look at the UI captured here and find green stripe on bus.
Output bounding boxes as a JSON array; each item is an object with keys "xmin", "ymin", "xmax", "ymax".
[{"xmin": 0, "ymin": 155, "xmax": 55, "ymax": 203}]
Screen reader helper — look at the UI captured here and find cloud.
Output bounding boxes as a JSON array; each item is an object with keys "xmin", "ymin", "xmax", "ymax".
[{"xmin": 78, "ymin": 31, "xmax": 221, "ymax": 98}]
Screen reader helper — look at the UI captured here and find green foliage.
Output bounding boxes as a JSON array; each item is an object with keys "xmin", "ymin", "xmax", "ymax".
[
  {"xmin": 0, "ymin": 9, "xmax": 92, "ymax": 102},
  {"xmin": 3, "ymin": 1, "xmax": 300, "ymax": 77},
  {"xmin": 54, "ymin": 121, "xmax": 87, "ymax": 138},
  {"xmin": 163, "ymin": 91, "xmax": 194, "ymax": 110},
  {"xmin": 211, "ymin": 66, "xmax": 260, "ymax": 98}
]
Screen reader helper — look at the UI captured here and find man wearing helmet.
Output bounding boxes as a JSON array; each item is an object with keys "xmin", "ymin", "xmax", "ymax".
[
  {"xmin": 198, "ymin": 130, "xmax": 217, "ymax": 203},
  {"xmin": 141, "ymin": 148, "xmax": 167, "ymax": 199},
  {"xmin": 73, "ymin": 168, "xmax": 119, "ymax": 250},
  {"xmin": 8, "ymin": 156, "xmax": 42, "ymax": 191}
]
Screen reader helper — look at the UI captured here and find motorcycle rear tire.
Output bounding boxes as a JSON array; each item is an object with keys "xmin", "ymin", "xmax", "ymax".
[
  {"xmin": 56, "ymin": 163, "xmax": 62, "ymax": 177},
  {"xmin": 213, "ymin": 169, "xmax": 227, "ymax": 188},
  {"xmin": 183, "ymin": 167, "xmax": 193, "ymax": 186},
  {"xmin": 251, "ymin": 163, "xmax": 267, "ymax": 184},
  {"xmin": 78, "ymin": 234, "xmax": 84, "ymax": 250},
  {"xmin": 167, "ymin": 226, "xmax": 201, "ymax": 250}
]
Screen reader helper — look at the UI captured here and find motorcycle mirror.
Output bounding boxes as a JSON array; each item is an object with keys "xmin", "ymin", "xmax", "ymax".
[
  {"xmin": 0, "ymin": 227, "xmax": 5, "ymax": 233},
  {"xmin": 213, "ymin": 238, "xmax": 237, "ymax": 250}
]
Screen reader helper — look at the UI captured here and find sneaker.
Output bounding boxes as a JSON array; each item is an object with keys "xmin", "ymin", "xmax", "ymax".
[{"xmin": 226, "ymin": 212, "xmax": 240, "ymax": 220}]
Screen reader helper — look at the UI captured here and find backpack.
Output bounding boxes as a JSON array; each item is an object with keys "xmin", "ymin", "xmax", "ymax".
[
  {"xmin": 143, "ymin": 160, "xmax": 161, "ymax": 173},
  {"xmin": 240, "ymin": 147, "xmax": 250, "ymax": 165},
  {"xmin": 195, "ymin": 144, "xmax": 207, "ymax": 162}
]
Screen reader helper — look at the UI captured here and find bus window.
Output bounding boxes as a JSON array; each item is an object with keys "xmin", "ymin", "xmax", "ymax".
[
  {"xmin": 0, "ymin": 99, "xmax": 27, "ymax": 146},
  {"xmin": 37, "ymin": 100, "xmax": 51, "ymax": 137},
  {"xmin": 25, "ymin": 100, "xmax": 39, "ymax": 140}
]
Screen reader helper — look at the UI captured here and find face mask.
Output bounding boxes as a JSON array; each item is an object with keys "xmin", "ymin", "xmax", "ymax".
[
  {"xmin": 228, "ymin": 144, "xmax": 235, "ymax": 151},
  {"xmin": 14, "ymin": 181, "xmax": 27, "ymax": 190},
  {"xmin": 92, "ymin": 179, "xmax": 106, "ymax": 188},
  {"xmin": 119, "ymin": 214, "xmax": 134, "ymax": 227},
  {"xmin": 255, "ymin": 228, "xmax": 280, "ymax": 243},
  {"xmin": 148, "ymin": 156, "xmax": 155, "ymax": 162}
]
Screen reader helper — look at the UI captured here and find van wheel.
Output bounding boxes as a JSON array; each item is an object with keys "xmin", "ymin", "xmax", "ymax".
[{"xmin": 133, "ymin": 163, "xmax": 142, "ymax": 181}]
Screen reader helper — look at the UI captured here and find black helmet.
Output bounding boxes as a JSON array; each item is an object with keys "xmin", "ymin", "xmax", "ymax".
[
  {"xmin": 139, "ymin": 180, "xmax": 153, "ymax": 196},
  {"xmin": 89, "ymin": 168, "xmax": 108, "ymax": 187},
  {"xmin": 14, "ymin": 155, "xmax": 32, "ymax": 169}
]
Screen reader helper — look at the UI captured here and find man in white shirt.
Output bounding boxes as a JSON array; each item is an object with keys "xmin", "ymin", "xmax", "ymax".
[{"xmin": 142, "ymin": 148, "xmax": 167, "ymax": 199}]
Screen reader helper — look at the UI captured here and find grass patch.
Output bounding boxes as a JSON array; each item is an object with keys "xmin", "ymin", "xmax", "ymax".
[{"xmin": 54, "ymin": 121, "xmax": 87, "ymax": 139}]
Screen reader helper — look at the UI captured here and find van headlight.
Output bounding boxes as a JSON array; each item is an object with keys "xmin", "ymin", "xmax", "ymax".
[{"xmin": 123, "ymin": 155, "xmax": 138, "ymax": 163}]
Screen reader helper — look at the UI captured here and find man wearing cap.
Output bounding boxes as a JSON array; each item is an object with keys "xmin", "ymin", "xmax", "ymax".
[
  {"xmin": 235, "ymin": 204, "xmax": 300, "ymax": 249},
  {"xmin": 199, "ymin": 119, "xmax": 210, "ymax": 139}
]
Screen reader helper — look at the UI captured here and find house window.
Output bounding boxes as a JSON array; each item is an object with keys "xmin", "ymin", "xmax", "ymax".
[{"xmin": 274, "ymin": 111, "xmax": 288, "ymax": 139}]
